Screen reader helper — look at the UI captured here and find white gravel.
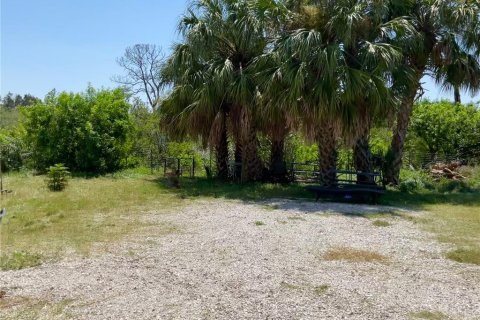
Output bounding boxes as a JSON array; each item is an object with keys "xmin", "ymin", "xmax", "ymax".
[{"xmin": 1, "ymin": 199, "xmax": 479, "ymax": 319}]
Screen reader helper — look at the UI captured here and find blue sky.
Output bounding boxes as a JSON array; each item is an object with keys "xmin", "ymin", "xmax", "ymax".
[{"xmin": 1, "ymin": 0, "xmax": 479, "ymax": 103}]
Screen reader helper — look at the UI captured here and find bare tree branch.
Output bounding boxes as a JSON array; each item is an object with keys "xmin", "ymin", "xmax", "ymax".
[{"xmin": 112, "ymin": 44, "xmax": 166, "ymax": 110}]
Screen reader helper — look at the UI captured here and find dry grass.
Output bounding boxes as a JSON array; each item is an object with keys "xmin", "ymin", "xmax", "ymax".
[
  {"xmin": 372, "ymin": 220, "xmax": 391, "ymax": 227},
  {"xmin": 280, "ymin": 281, "xmax": 301, "ymax": 290},
  {"xmin": 0, "ymin": 296, "xmax": 74, "ymax": 320},
  {"xmin": 287, "ymin": 216, "xmax": 307, "ymax": 221},
  {"xmin": 322, "ymin": 246, "xmax": 389, "ymax": 264},
  {"xmin": 409, "ymin": 310, "xmax": 450, "ymax": 320}
]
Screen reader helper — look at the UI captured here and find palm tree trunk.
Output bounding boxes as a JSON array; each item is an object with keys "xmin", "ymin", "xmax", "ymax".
[
  {"xmin": 384, "ymin": 75, "xmax": 421, "ymax": 185},
  {"xmin": 316, "ymin": 118, "xmax": 337, "ymax": 186},
  {"xmin": 240, "ymin": 107, "xmax": 262, "ymax": 182},
  {"xmin": 353, "ymin": 132, "xmax": 373, "ymax": 184},
  {"xmin": 353, "ymin": 101, "xmax": 373, "ymax": 184},
  {"xmin": 215, "ymin": 111, "xmax": 229, "ymax": 180},
  {"xmin": 454, "ymin": 86, "xmax": 461, "ymax": 104},
  {"xmin": 270, "ymin": 134, "xmax": 288, "ymax": 182},
  {"xmin": 234, "ymin": 139, "xmax": 242, "ymax": 180}
]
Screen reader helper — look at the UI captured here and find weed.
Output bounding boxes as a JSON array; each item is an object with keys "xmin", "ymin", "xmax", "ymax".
[
  {"xmin": 254, "ymin": 221, "xmax": 265, "ymax": 226},
  {"xmin": 314, "ymin": 285, "xmax": 330, "ymax": 296},
  {"xmin": 0, "ymin": 251, "xmax": 42, "ymax": 271},
  {"xmin": 372, "ymin": 220, "xmax": 391, "ymax": 227}
]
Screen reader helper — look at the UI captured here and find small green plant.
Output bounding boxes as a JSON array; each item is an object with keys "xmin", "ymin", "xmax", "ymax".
[
  {"xmin": 46, "ymin": 164, "xmax": 70, "ymax": 191},
  {"xmin": 0, "ymin": 251, "xmax": 42, "ymax": 270},
  {"xmin": 254, "ymin": 220, "xmax": 265, "ymax": 226}
]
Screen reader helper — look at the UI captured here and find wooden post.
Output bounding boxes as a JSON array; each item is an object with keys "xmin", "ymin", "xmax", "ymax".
[
  {"xmin": 191, "ymin": 157, "xmax": 195, "ymax": 178},
  {"xmin": 291, "ymin": 162, "xmax": 295, "ymax": 181},
  {"xmin": 150, "ymin": 150, "xmax": 153, "ymax": 174},
  {"xmin": 177, "ymin": 158, "xmax": 181, "ymax": 175},
  {"xmin": 163, "ymin": 158, "xmax": 167, "ymax": 176}
]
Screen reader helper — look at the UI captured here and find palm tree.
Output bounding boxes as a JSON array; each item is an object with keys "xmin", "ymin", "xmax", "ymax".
[
  {"xmin": 260, "ymin": 0, "xmax": 402, "ymax": 185},
  {"xmin": 162, "ymin": 0, "xmax": 267, "ymax": 182},
  {"xmin": 384, "ymin": 0, "xmax": 480, "ymax": 185},
  {"xmin": 161, "ymin": 42, "xmax": 230, "ymax": 179},
  {"xmin": 325, "ymin": 0, "xmax": 404, "ymax": 183},
  {"xmin": 435, "ymin": 50, "xmax": 480, "ymax": 104}
]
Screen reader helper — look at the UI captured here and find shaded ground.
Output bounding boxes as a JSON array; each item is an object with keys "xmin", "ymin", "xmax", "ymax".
[{"xmin": 1, "ymin": 199, "xmax": 479, "ymax": 319}]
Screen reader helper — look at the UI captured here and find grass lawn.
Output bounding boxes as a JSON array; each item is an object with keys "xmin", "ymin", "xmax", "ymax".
[
  {"xmin": 381, "ymin": 189, "xmax": 480, "ymax": 265},
  {"xmin": 1, "ymin": 169, "xmax": 479, "ymax": 269},
  {"xmin": 0, "ymin": 170, "xmax": 181, "ymax": 270}
]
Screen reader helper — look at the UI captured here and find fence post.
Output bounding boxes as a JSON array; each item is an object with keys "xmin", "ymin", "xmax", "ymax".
[
  {"xmin": 163, "ymin": 158, "xmax": 167, "ymax": 176},
  {"xmin": 150, "ymin": 150, "xmax": 153, "ymax": 174},
  {"xmin": 291, "ymin": 162, "xmax": 295, "ymax": 181},
  {"xmin": 192, "ymin": 157, "xmax": 195, "ymax": 178},
  {"xmin": 177, "ymin": 158, "xmax": 181, "ymax": 175}
]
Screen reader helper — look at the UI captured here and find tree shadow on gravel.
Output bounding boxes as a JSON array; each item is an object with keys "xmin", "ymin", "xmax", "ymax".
[
  {"xmin": 150, "ymin": 177, "xmax": 312, "ymax": 201},
  {"xmin": 149, "ymin": 177, "xmax": 480, "ymax": 213}
]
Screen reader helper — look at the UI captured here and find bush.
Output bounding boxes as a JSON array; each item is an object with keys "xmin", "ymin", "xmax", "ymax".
[
  {"xmin": 47, "ymin": 164, "xmax": 70, "ymax": 191},
  {"xmin": 407, "ymin": 100, "xmax": 480, "ymax": 166},
  {"xmin": 398, "ymin": 169, "xmax": 434, "ymax": 192},
  {"xmin": 399, "ymin": 178, "xmax": 421, "ymax": 192},
  {"xmin": 22, "ymin": 87, "xmax": 132, "ymax": 173},
  {"xmin": 0, "ymin": 127, "xmax": 26, "ymax": 171},
  {"xmin": 436, "ymin": 178, "xmax": 472, "ymax": 193}
]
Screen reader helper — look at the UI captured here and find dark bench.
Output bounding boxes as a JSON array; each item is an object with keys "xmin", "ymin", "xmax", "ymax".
[{"xmin": 306, "ymin": 171, "xmax": 386, "ymax": 203}]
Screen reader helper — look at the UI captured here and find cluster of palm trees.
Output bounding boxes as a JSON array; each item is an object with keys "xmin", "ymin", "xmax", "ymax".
[{"xmin": 160, "ymin": 0, "xmax": 480, "ymax": 185}]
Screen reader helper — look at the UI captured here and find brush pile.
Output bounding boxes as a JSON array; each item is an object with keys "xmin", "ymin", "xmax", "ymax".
[{"xmin": 431, "ymin": 162, "xmax": 466, "ymax": 181}]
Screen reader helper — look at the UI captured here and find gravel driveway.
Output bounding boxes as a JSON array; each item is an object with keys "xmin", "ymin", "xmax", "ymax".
[{"xmin": 1, "ymin": 199, "xmax": 479, "ymax": 319}]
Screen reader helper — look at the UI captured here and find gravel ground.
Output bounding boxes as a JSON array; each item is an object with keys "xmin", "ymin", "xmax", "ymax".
[{"xmin": 1, "ymin": 199, "xmax": 479, "ymax": 320}]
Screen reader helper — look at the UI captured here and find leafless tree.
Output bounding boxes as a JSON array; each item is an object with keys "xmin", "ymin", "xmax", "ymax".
[{"xmin": 113, "ymin": 44, "xmax": 165, "ymax": 110}]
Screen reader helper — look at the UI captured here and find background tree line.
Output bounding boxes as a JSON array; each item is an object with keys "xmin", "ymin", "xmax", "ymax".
[{"xmin": 1, "ymin": 0, "xmax": 480, "ymax": 184}]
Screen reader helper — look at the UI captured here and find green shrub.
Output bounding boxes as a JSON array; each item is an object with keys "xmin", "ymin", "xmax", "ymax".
[
  {"xmin": 46, "ymin": 164, "xmax": 70, "ymax": 191},
  {"xmin": 408, "ymin": 101, "xmax": 480, "ymax": 164},
  {"xmin": 399, "ymin": 178, "xmax": 422, "ymax": 192},
  {"xmin": 436, "ymin": 178, "xmax": 472, "ymax": 193},
  {"xmin": 398, "ymin": 169, "xmax": 434, "ymax": 192},
  {"xmin": 21, "ymin": 87, "xmax": 132, "ymax": 173}
]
